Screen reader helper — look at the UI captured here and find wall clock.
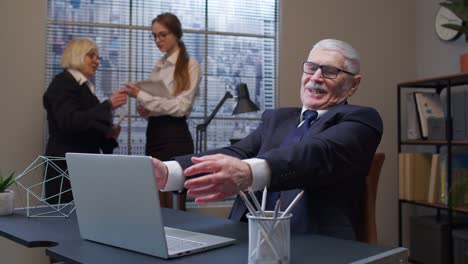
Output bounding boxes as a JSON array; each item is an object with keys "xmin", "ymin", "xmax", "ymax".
[{"xmin": 435, "ymin": 6, "xmax": 463, "ymax": 41}]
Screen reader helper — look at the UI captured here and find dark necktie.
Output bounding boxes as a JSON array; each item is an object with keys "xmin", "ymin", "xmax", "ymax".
[
  {"xmin": 265, "ymin": 110, "xmax": 318, "ymax": 210},
  {"xmin": 280, "ymin": 110, "xmax": 318, "ymax": 146}
]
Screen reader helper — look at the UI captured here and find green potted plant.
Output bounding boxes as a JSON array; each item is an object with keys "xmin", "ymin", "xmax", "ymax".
[{"xmin": 0, "ymin": 171, "xmax": 16, "ymax": 215}]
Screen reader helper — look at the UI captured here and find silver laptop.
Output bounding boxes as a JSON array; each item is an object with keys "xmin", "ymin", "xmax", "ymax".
[{"xmin": 65, "ymin": 153, "xmax": 235, "ymax": 259}]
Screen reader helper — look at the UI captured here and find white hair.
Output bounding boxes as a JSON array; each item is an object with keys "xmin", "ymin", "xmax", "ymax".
[
  {"xmin": 312, "ymin": 39, "xmax": 360, "ymax": 74},
  {"xmin": 60, "ymin": 38, "xmax": 98, "ymax": 70}
]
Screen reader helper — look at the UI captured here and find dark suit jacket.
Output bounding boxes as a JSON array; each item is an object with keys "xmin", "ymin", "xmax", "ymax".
[
  {"xmin": 175, "ymin": 104, "xmax": 383, "ymax": 240},
  {"xmin": 43, "ymin": 70, "xmax": 117, "ymax": 156}
]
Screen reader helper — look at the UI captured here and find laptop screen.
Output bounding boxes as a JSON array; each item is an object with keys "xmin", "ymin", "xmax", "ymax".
[{"xmin": 66, "ymin": 153, "xmax": 169, "ymax": 258}]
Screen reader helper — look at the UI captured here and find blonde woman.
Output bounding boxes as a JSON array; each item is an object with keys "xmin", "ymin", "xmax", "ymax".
[
  {"xmin": 125, "ymin": 13, "xmax": 202, "ymax": 209},
  {"xmin": 43, "ymin": 38, "xmax": 127, "ymax": 204}
]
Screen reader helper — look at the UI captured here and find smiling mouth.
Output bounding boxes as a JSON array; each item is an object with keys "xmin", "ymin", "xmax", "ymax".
[{"xmin": 306, "ymin": 87, "xmax": 327, "ymax": 94}]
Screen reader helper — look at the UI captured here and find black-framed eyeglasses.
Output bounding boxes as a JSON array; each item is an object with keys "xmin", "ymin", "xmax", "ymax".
[
  {"xmin": 149, "ymin": 31, "xmax": 171, "ymax": 40},
  {"xmin": 303, "ymin": 61, "xmax": 355, "ymax": 79}
]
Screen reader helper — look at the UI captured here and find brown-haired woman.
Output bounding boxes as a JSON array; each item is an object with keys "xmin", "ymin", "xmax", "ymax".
[{"xmin": 124, "ymin": 13, "xmax": 201, "ymax": 209}]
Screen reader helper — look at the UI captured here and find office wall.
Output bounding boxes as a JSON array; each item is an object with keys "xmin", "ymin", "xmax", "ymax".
[
  {"xmin": 0, "ymin": 1, "xmax": 49, "ymax": 263},
  {"xmin": 279, "ymin": 0, "xmax": 415, "ymax": 245},
  {"xmin": 415, "ymin": 0, "xmax": 467, "ymax": 76},
  {"xmin": 0, "ymin": 1, "xmax": 46, "ymax": 175}
]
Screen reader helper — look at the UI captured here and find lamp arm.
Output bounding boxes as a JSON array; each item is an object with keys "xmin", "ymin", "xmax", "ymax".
[
  {"xmin": 195, "ymin": 91, "xmax": 233, "ymax": 153},
  {"xmin": 200, "ymin": 91, "xmax": 233, "ymax": 128}
]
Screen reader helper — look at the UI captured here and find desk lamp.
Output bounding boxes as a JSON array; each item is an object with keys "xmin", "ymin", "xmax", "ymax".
[{"xmin": 195, "ymin": 83, "xmax": 259, "ymax": 153}]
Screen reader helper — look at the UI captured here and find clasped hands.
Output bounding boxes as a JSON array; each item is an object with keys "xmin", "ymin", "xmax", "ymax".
[
  {"xmin": 106, "ymin": 82, "xmax": 149, "ymax": 138},
  {"xmin": 108, "ymin": 82, "xmax": 140, "ymax": 102},
  {"xmin": 122, "ymin": 82, "xmax": 140, "ymax": 98},
  {"xmin": 152, "ymin": 154, "xmax": 254, "ymax": 203}
]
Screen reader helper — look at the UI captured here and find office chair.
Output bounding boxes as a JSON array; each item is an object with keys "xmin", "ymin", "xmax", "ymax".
[
  {"xmin": 356, "ymin": 152, "xmax": 385, "ymax": 244},
  {"xmin": 159, "ymin": 192, "xmax": 186, "ymax": 211}
]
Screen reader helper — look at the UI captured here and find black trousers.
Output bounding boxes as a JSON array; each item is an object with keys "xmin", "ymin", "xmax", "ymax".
[{"xmin": 44, "ymin": 158, "xmax": 73, "ymax": 204}]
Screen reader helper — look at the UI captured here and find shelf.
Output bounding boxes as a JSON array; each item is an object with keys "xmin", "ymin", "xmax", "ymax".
[
  {"xmin": 399, "ymin": 199, "xmax": 468, "ymax": 214},
  {"xmin": 401, "ymin": 140, "xmax": 468, "ymax": 146},
  {"xmin": 398, "ymin": 73, "xmax": 468, "ymax": 89},
  {"xmin": 398, "ymin": 73, "xmax": 468, "ymax": 264}
]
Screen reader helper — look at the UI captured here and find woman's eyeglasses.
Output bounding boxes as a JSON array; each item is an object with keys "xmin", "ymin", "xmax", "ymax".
[{"xmin": 149, "ymin": 31, "xmax": 171, "ymax": 40}]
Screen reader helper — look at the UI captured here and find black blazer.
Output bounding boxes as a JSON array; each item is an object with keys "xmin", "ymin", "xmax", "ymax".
[
  {"xmin": 175, "ymin": 104, "xmax": 383, "ymax": 240},
  {"xmin": 43, "ymin": 70, "xmax": 117, "ymax": 156}
]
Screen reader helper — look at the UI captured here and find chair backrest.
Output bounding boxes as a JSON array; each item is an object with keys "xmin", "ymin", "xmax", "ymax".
[{"xmin": 356, "ymin": 152, "xmax": 385, "ymax": 243}]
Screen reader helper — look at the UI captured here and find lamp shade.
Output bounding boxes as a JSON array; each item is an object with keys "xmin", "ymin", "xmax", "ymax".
[{"xmin": 232, "ymin": 83, "xmax": 260, "ymax": 115}]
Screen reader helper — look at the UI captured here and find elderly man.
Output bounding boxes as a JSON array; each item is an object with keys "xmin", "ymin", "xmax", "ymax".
[{"xmin": 152, "ymin": 39, "xmax": 383, "ymax": 240}]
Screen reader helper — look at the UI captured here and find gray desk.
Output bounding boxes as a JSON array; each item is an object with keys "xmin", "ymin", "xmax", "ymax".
[{"xmin": 0, "ymin": 208, "xmax": 407, "ymax": 263}]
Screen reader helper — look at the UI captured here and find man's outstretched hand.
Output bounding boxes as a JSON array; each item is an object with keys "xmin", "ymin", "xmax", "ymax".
[{"xmin": 183, "ymin": 154, "xmax": 253, "ymax": 203}]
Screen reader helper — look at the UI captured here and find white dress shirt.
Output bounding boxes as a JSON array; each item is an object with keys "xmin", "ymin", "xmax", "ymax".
[
  {"xmin": 162, "ymin": 106, "xmax": 329, "ymax": 192},
  {"xmin": 136, "ymin": 50, "xmax": 202, "ymax": 117}
]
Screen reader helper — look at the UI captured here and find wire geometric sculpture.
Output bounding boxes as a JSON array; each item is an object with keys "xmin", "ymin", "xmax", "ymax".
[{"xmin": 14, "ymin": 155, "xmax": 75, "ymax": 217}]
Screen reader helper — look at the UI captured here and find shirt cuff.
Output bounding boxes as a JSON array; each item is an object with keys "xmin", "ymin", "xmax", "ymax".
[
  {"xmin": 161, "ymin": 161, "xmax": 185, "ymax": 191},
  {"xmin": 243, "ymin": 158, "xmax": 271, "ymax": 191},
  {"xmin": 136, "ymin": 90, "xmax": 153, "ymax": 104}
]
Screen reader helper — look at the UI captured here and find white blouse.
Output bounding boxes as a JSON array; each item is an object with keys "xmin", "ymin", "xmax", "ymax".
[{"xmin": 136, "ymin": 50, "xmax": 202, "ymax": 117}]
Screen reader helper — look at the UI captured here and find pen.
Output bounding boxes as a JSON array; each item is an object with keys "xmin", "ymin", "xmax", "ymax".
[
  {"xmin": 261, "ymin": 186, "xmax": 267, "ymax": 211},
  {"xmin": 238, "ymin": 191, "xmax": 258, "ymax": 217},
  {"xmin": 247, "ymin": 187, "xmax": 264, "ymax": 216},
  {"xmin": 271, "ymin": 198, "xmax": 283, "ymax": 251},
  {"xmin": 281, "ymin": 190, "xmax": 304, "ymax": 218},
  {"xmin": 273, "ymin": 199, "xmax": 280, "ymax": 220}
]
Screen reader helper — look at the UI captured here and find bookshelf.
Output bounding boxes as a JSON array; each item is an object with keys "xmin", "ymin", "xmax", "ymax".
[
  {"xmin": 401, "ymin": 140, "xmax": 468, "ymax": 146},
  {"xmin": 400, "ymin": 199, "xmax": 468, "ymax": 214},
  {"xmin": 397, "ymin": 73, "xmax": 468, "ymax": 264}
]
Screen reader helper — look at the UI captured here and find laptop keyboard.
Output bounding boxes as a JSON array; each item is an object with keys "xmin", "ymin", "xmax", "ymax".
[{"xmin": 166, "ymin": 236, "xmax": 205, "ymax": 251}]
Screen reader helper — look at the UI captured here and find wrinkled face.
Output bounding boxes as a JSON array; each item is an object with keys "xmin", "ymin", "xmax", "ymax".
[
  {"xmin": 152, "ymin": 22, "xmax": 178, "ymax": 55},
  {"xmin": 81, "ymin": 50, "xmax": 100, "ymax": 79},
  {"xmin": 300, "ymin": 48, "xmax": 361, "ymax": 110}
]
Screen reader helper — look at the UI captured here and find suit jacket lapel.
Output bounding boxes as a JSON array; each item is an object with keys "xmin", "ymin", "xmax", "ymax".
[
  {"xmin": 307, "ymin": 114, "xmax": 328, "ymax": 136},
  {"xmin": 64, "ymin": 70, "xmax": 100, "ymax": 105},
  {"xmin": 305, "ymin": 104, "xmax": 343, "ymax": 137},
  {"xmin": 81, "ymin": 82, "xmax": 100, "ymax": 104},
  {"xmin": 280, "ymin": 108, "xmax": 302, "ymax": 139}
]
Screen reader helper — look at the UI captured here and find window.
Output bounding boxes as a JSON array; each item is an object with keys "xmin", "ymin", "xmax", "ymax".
[{"xmin": 46, "ymin": 0, "xmax": 279, "ymax": 155}]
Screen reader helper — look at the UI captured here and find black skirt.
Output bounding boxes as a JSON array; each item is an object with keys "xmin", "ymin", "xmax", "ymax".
[{"xmin": 145, "ymin": 116, "xmax": 194, "ymax": 160}]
